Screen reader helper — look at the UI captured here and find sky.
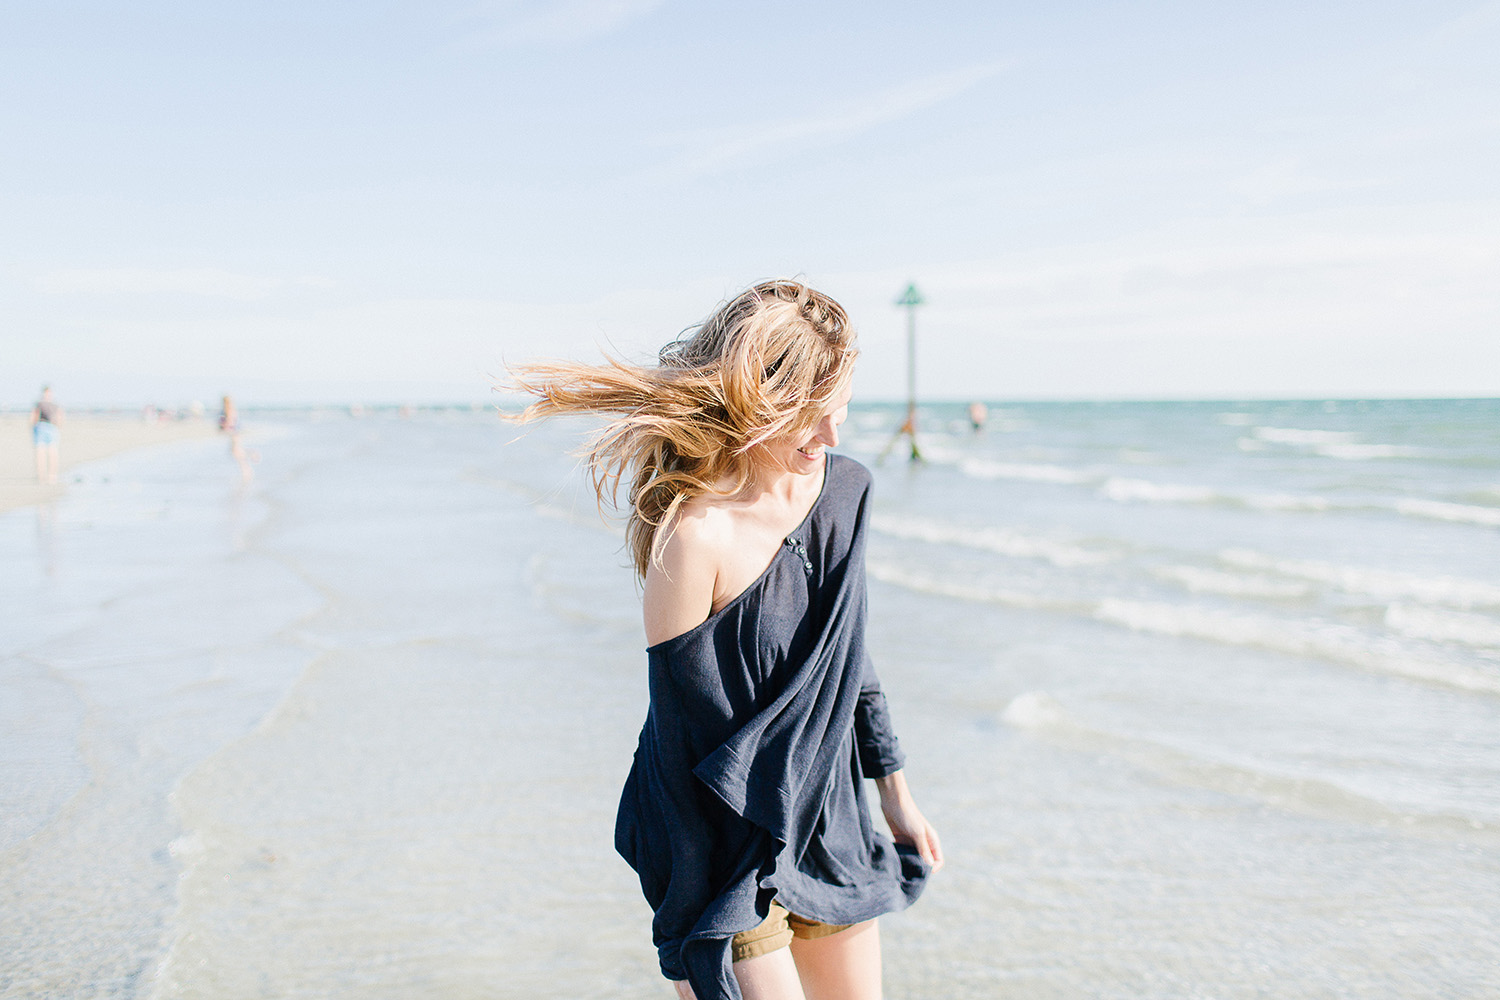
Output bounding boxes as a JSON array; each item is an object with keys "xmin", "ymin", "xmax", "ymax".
[{"xmin": 2, "ymin": 0, "xmax": 1498, "ymax": 405}]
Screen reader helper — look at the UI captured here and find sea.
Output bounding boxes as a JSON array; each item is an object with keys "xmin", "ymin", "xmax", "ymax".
[{"xmin": 2, "ymin": 398, "xmax": 1498, "ymax": 999}]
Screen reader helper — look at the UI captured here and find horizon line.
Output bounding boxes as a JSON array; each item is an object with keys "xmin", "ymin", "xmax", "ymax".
[{"xmin": 5, "ymin": 394, "xmax": 1497, "ymax": 414}]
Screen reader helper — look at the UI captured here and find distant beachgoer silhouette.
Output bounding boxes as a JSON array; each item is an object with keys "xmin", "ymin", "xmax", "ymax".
[
  {"xmin": 219, "ymin": 395, "xmax": 254, "ymax": 483},
  {"xmin": 31, "ymin": 386, "xmax": 62, "ymax": 485},
  {"xmin": 968, "ymin": 401, "xmax": 988, "ymax": 432}
]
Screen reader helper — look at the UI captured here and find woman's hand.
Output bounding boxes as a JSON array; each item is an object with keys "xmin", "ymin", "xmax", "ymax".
[{"xmin": 875, "ymin": 770, "xmax": 944, "ymax": 872}]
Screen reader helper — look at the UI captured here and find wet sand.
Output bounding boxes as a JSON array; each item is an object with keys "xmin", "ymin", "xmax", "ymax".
[{"xmin": 0, "ymin": 415, "xmax": 217, "ymax": 513}]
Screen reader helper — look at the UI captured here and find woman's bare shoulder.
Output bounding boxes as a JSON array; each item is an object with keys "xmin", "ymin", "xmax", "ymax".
[{"xmin": 642, "ymin": 500, "xmax": 730, "ymax": 647}]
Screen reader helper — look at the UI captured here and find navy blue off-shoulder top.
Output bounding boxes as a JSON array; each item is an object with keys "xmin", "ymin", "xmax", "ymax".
[{"xmin": 614, "ymin": 454, "xmax": 930, "ymax": 1000}]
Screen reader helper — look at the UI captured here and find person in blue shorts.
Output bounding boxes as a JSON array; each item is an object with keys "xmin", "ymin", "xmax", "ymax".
[{"xmin": 31, "ymin": 385, "xmax": 62, "ymax": 485}]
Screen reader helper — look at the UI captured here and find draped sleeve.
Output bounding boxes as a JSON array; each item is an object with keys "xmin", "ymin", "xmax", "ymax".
[
  {"xmin": 614, "ymin": 455, "xmax": 930, "ymax": 1000},
  {"xmin": 854, "ymin": 651, "xmax": 906, "ymax": 780}
]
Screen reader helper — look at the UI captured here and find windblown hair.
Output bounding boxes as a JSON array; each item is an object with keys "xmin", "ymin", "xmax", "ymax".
[{"xmin": 502, "ymin": 280, "xmax": 858, "ymax": 577}]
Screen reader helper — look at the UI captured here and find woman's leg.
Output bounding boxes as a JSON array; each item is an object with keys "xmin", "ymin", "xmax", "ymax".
[
  {"xmin": 671, "ymin": 949, "xmax": 808, "ymax": 1000},
  {"xmin": 788, "ymin": 919, "xmax": 881, "ymax": 1000},
  {"xmin": 230, "ymin": 435, "xmax": 253, "ymax": 483}
]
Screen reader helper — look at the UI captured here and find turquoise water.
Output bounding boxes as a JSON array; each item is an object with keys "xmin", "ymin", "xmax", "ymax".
[{"xmin": 2, "ymin": 400, "xmax": 1498, "ymax": 998}]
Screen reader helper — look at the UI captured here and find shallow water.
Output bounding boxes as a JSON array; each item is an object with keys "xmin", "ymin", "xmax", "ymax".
[{"xmin": 2, "ymin": 400, "xmax": 1498, "ymax": 998}]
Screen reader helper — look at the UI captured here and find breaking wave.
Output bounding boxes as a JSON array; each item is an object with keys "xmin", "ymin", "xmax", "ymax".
[
  {"xmin": 1250, "ymin": 427, "xmax": 1426, "ymax": 461},
  {"xmin": 1100, "ymin": 477, "xmax": 1218, "ymax": 504},
  {"xmin": 957, "ymin": 458, "xmax": 1092, "ymax": 485},
  {"xmin": 1385, "ymin": 605, "xmax": 1500, "ymax": 648},
  {"xmin": 1220, "ymin": 549, "xmax": 1500, "ymax": 609},
  {"xmin": 866, "ymin": 562, "xmax": 1065, "ymax": 612},
  {"xmin": 1000, "ymin": 692, "xmax": 1497, "ymax": 836},
  {"xmin": 871, "ymin": 560, "xmax": 1500, "ymax": 695},
  {"xmin": 1153, "ymin": 564, "xmax": 1312, "ymax": 600},
  {"xmin": 1099, "ymin": 477, "xmax": 1332, "ymax": 511},
  {"xmin": 870, "ymin": 513, "xmax": 1112, "ymax": 567},
  {"xmin": 1316, "ymin": 443, "xmax": 1428, "ymax": 460},
  {"xmin": 1395, "ymin": 499, "xmax": 1500, "ymax": 529},
  {"xmin": 1096, "ymin": 598, "xmax": 1500, "ymax": 695},
  {"xmin": 1252, "ymin": 427, "xmax": 1359, "ymax": 446}
]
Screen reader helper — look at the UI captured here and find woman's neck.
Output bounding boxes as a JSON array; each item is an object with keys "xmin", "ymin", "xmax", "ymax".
[{"xmin": 742, "ymin": 453, "xmax": 823, "ymax": 512}]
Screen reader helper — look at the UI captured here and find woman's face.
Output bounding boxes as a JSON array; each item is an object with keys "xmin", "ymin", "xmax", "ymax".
[{"xmin": 762, "ymin": 385, "xmax": 853, "ymax": 477}]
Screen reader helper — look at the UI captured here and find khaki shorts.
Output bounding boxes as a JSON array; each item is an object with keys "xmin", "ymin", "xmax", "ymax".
[{"xmin": 730, "ymin": 902, "xmax": 853, "ymax": 963}]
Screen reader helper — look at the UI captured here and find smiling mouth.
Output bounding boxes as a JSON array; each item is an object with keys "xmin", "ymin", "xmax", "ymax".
[{"xmin": 798, "ymin": 446, "xmax": 823, "ymax": 458}]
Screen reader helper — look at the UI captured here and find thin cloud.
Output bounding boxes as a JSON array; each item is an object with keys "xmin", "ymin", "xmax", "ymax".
[
  {"xmin": 457, "ymin": 0, "xmax": 667, "ymax": 46},
  {"xmin": 32, "ymin": 268, "xmax": 329, "ymax": 300},
  {"xmin": 658, "ymin": 63, "xmax": 1007, "ymax": 179},
  {"xmin": 1228, "ymin": 157, "xmax": 1352, "ymax": 205},
  {"xmin": 855, "ymin": 207, "xmax": 1500, "ymax": 342},
  {"xmin": 1422, "ymin": 0, "xmax": 1500, "ymax": 51}
]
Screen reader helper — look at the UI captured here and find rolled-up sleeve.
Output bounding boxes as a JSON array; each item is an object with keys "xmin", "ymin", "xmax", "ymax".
[{"xmin": 853, "ymin": 651, "xmax": 906, "ymax": 778}]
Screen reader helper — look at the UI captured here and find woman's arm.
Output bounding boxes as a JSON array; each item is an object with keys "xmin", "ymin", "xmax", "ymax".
[
  {"xmin": 853, "ymin": 653, "xmax": 905, "ymax": 778},
  {"xmin": 875, "ymin": 770, "xmax": 945, "ymax": 871}
]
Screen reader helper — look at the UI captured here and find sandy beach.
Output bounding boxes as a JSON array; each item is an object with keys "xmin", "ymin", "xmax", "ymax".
[
  {"xmin": 0, "ymin": 414, "xmax": 217, "ymax": 513},
  {"xmin": 3, "ymin": 402, "xmax": 1499, "ymax": 999}
]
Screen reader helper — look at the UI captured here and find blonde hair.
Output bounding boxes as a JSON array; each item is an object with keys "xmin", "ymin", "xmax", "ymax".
[{"xmin": 502, "ymin": 280, "xmax": 858, "ymax": 577}]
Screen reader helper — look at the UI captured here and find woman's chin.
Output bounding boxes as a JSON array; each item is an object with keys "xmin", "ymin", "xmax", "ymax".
[{"xmin": 794, "ymin": 448, "xmax": 826, "ymax": 472}]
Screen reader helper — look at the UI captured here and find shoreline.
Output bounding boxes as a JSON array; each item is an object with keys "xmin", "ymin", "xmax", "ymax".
[{"xmin": 0, "ymin": 415, "xmax": 219, "ymax": 514}]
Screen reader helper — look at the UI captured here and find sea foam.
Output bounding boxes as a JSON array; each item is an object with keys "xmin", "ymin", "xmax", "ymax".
[
  {"xmin": 1001, "ymin": 690, "xmax": 1072, "ymax": 730},
  {"xmin": 1001, "ymin": 689, "xmax": 1499, "ymax": 837},
  {"xmin": 1098, "ymin": 476, "xmax": 1333, "ymax": 512},
  {"xmin": 1315, "ymin": 443, "xmax": 1426, "ymax": 460},
  {"xmin": 872, "ymin": 559, "xmax": 1500, "ymax": 695},
  {"xmin": 1153, "ymin": 564, "xmax": 1312, "ymax": 599},
  {"xmin": 871, "ymin": 513, "xmax": 1111, "ymax": 567},
  {"xmin": 1096, "ymin": 598, "xmax": 1500, "ymax": 695},
  {"xmin": 1249, "ymin": 427, "xmax": 1425, "ymax": 460},
  {"xmin": 1220, "ymin": 549, "xmax": 1500, "ymax": 609},
  {"xmin": 958, "ymin": 458, "xmax": 1092, "ymax": 485},
  {"xmin": 1252, "ymin": 427, "xmax": 1360, "ymax": 446},
  {"xmin": 1100, "ymin": 477, "xmax": 1219, "ymax": 504},
  {"xmin": 1395, "ymin": 499, "xmax": 1500, "ymax": 528},
  {"xmin": 1385, "ymin": 605, "xmax": 1500, "ymax": 648},
  {"xmin": 866, "ymin": 562, "xmax": 1059, "ymax": 611}
]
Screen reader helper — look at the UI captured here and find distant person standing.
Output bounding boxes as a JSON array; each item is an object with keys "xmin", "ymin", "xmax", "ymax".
[
  {"xmin": 219, "ymin": 395, "xmax": 254, "ymax": 483},
  {"xmin": 31, "ymin": 386, "xmax": 62, "ymax": 485},
  {"xmin": 967, "ymin": 401, "xmax": 988, "ymax": 433}
]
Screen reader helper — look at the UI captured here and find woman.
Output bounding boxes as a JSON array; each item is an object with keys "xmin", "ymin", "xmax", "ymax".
[
  {"xmin": 507, "ymin": 280, "xmax": 942, "ymax": 1000},
  {"xmin": 219, "ymin": 395, "xmax": 254, "ymax": 483}
]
